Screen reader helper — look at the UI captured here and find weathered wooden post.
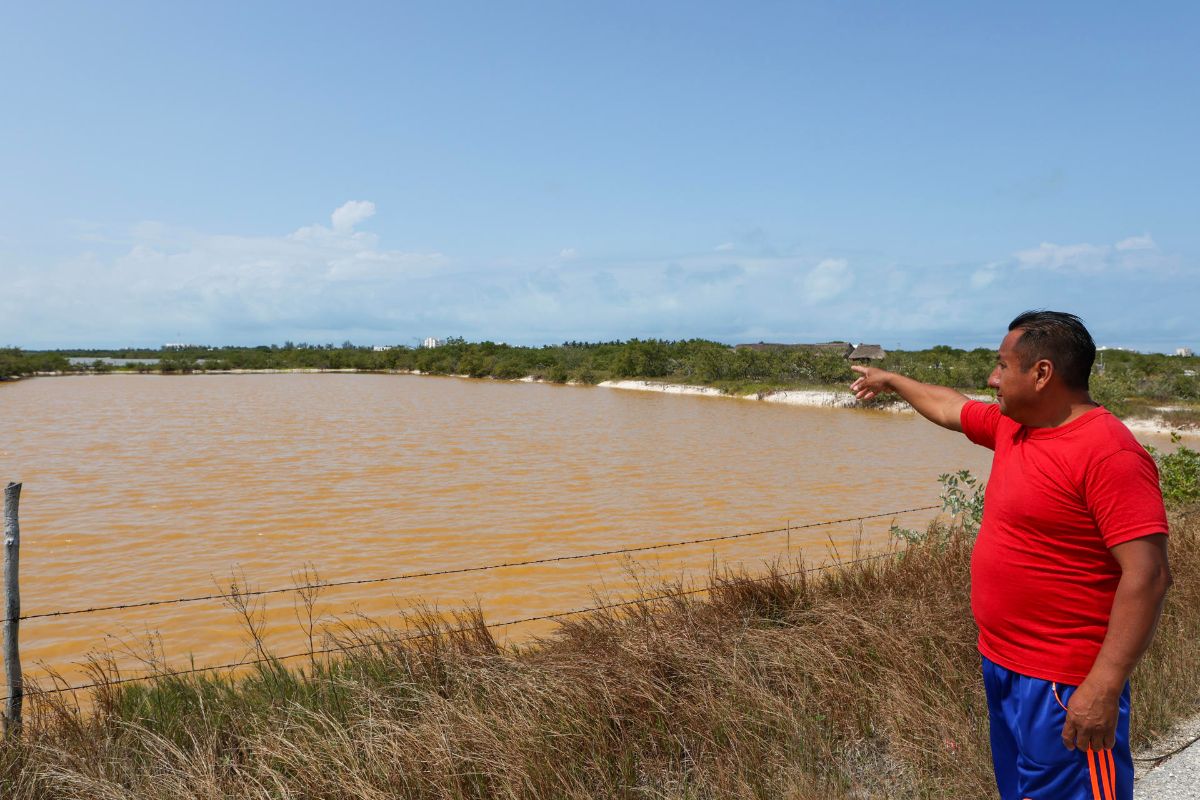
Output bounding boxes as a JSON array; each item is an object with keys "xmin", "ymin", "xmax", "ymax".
[{"xmin": 3, "ymin": 482, "xmax": 21, "ymax": 736}]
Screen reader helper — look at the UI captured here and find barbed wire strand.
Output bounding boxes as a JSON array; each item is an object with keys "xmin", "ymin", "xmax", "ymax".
[
  {"xmin": 13, "ymin": 505, "xmax": 938, "ymax": 624},
  {"xmin": 13, "ymin": 548, "xmax": 899, "ymax": 701}
]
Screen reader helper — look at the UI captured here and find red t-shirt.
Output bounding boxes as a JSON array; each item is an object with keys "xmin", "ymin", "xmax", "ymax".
[{"xmin": 960, "ymin": 401, "xmax": 1167, "ymax": 684}]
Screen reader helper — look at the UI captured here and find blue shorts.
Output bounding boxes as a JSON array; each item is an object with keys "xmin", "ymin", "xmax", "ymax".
[{"xmin": 982, "ymin": 656, "xmax": 1131, "ymax": 800}]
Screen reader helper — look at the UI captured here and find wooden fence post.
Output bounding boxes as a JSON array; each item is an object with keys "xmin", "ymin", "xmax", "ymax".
[{"xmin": 3, "ymin": 482, "xmax": 21, "ymax": 736}]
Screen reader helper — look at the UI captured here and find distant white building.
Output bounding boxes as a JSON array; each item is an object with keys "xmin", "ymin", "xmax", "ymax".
[
  {"xmin": 422, "ymin": 337, "xmax": 444, "ymax": 348},
  {"xmin": 1175, "ymin": 347, "xmax": 1194, "ymax": 357},
  {"xmin": 372, "ymin": 345, "xmax": 394, "ymax": 352}
]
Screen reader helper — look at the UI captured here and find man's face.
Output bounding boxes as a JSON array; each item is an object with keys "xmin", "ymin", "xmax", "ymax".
[{"xmin": 988, "ymin": 329, "xmax": 1040, "ymax": 420}]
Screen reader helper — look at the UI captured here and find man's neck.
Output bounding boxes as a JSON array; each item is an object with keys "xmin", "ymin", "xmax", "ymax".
[{"xmin": 1026, "ymin": 393, "xmax": 1100, "ymax": 428}]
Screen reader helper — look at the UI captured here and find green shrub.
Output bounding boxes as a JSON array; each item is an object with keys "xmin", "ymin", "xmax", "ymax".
[
  {"xmin": 1147, "ymin": 436, "xmax": 1200, "ymax": 508},
  {"xmin": 890, "ymin": 469, "xmax": 985, "ymax": 544}
]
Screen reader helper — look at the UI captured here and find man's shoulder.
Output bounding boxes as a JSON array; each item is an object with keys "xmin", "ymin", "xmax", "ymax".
[
  {"xmin": 1069, "ymin": 407, "xmax": 1152, "ymax": 463},
  {"xmin": 962, "ymin": 399, "xmax": 1010, "ymax": 424},
  {"xmin": 960, "ymin": 399, "xmax": 1008, "ymax": 448},
  {"xmin": 1082, "ymin": 406, "xmax": 1141, "ymax": 443}
]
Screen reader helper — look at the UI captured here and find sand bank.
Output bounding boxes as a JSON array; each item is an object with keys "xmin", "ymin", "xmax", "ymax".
[{"xmin": 598, "ymin": 380, "xmax": 1197, "ymax": 438}]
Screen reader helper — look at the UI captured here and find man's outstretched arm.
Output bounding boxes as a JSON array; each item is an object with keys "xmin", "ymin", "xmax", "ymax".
[{"xmin": 849, "ymin": 366, "xmax": 969, "ymax": 432}]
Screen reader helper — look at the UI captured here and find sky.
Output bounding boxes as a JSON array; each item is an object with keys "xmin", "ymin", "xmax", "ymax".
[{"xmin": 1, "ymin": 2, "xmax": 1197, "ymax": 351}]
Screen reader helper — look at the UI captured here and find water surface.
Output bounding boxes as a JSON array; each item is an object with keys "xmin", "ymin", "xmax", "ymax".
[{"xmin": 0, "ymin": 373, "xmax": 1044, "ymax": 683}]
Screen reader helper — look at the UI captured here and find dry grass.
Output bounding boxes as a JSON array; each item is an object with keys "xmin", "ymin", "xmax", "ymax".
[{"xmin": 2, "ymin": 510, "xmax": 1197, "ymax": 800}]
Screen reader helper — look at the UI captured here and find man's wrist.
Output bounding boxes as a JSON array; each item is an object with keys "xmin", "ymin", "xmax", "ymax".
[{"xmin": 1082, "ymin": 661, "xmax": 1129, "ymax": 696}]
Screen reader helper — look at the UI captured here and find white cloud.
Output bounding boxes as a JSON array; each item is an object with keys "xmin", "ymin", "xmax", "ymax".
[
  {"xmin": 970, "ymin": 263, "xmax": 1000, "ymax": 289},
  {"xmin": 1013, "ymin": 234, "xmax": 1173, "ymax": 275},
  {"xmin": 1115, "ymin": 233, "xmax": 1155, "ymax": 251},
  {"xmin": 0, "ymin": 203, "xmax": 449, "ymax": 346},
  {"xmin": 715, "ymin": 242, "xmax": 735, "ymax": 251},
  {"xmin": 3, "ymin": 211, "xmax": 1195, "ymax": 350},
  {"xmin": 1014, "ymin": 241, "xmax": 1109, "ymax": 272},
  {"xmin": 803, "ymin": 258, "xmax": 853, "ymax": 302},
  {"xmin": 330, "ymin": 200, "xmax": 376, "ymax": 233},
  {"xmin": 558, "ymin": 248, "xmax": 578, "ymax": 259}
]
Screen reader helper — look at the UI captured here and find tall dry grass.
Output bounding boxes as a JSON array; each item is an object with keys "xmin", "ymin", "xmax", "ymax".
[{"xmin": 1, "ymin": 509, "xmax": 1196, "ymax": 800}]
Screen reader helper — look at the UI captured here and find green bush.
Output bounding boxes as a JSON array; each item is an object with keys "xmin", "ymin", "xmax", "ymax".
[
  {"xmin": 1147, "ymin": 436, "xmax": 1200, "ymax": 508},
  {"xmin": 891, "ymin": 469, "xmax": 986, "ymax": 544}
]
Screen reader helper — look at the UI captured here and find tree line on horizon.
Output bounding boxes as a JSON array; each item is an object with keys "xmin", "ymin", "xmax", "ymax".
[{"xmin": 2, "ymin": 341, "xmax": 1197, "ymax": 416}]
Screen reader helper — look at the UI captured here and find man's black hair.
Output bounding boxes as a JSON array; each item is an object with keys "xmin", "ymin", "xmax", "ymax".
[{"xmin": 1007, "ymin": 310, "xmax": 1096, "ymax": 391}]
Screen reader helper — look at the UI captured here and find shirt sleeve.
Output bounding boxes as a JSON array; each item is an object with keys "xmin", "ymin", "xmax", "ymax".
[
  {"xmin": 1086, "ymin": 448, "xmax": 1169, "ymax": 548},
  {"xmin": 960, "ymin": 400, "xmax": 1002, "ymax": 451}
]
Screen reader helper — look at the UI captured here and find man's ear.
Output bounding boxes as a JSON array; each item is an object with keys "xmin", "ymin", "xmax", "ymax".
[{"xmin": 1033, "ymin": 359, "xmax": 1054, "ymax": 391}]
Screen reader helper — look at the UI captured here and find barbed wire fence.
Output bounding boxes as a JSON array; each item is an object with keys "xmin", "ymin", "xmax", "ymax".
[
  {"xmin": 11, "ymin": 505, "xmax": 938, "ymax": 624},
  {"xmin": 4, "ymin": 484, "xmax": 1195, "ymax": 765},
  {"xmin": 23, "ymin": 550, "xmax": 907, "ymax": 703},
  {"xmin": 1, "ymin": 482, "xmax": 939, "ymax": 725}
]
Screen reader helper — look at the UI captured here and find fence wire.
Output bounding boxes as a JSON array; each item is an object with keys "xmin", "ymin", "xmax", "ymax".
[
  {"xmin": 10, "ymin": 505, "xmax": 937, "ymax": 624},
  {"xmin": 12, "ymin": 549, "xmax": 903, "ymax": 700}
]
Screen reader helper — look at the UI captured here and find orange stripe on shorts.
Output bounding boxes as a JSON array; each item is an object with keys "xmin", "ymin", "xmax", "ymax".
[
  {"xmin": 1087, "ymin": 748, "xmax": 1103, "ymax": 800},
  {"xmin": 1103, "ymin": 748, "xmax": 1117, "ymax": 800}
]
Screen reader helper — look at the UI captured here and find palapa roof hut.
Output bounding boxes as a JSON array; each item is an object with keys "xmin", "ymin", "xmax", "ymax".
[
  {"xmin": 734, "ymin": 341, "xmax": 854, "ymax": 357},
  {"xmin": 849, "ymin": 344, "xmax": 887, "ymax": 362}
]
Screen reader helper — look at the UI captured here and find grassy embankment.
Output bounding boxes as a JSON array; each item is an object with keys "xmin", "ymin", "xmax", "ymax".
[
  {"xmin": 1, "ymin": 462, "xmax": 1198, "ymax": 799},
  {"xmin": 6, "ymin": 340, "xmax": 1199, "ymax": 426}
]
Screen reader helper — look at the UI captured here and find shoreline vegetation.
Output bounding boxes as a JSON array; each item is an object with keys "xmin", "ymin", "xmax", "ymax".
[
  {"xmin": 3, "ymin": 338, "xmax": 1198, "ymax": 435},
  {"xmin": 1, "ymin": 504, "xmax": 1197, "ymax": 798}
]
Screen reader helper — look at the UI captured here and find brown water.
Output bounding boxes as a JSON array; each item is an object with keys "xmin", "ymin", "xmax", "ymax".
[{"xmin": 2, "ymin": 372, "xmax": 1150, "ymax": 687}]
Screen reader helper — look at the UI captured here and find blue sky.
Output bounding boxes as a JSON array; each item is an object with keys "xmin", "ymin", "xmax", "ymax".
[{"xmin": 2, "ymin": 2, "xmax": 1197, "ymax": 351}]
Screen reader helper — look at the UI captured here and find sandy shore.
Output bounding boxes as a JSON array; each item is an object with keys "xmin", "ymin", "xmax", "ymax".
[{"xmin": 598, "ymin": 379, "xmax": 1197, "ymax": 438}]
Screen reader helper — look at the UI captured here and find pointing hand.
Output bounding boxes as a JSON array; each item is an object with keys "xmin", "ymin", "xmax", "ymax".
[{"xmin": 849, "ymin": 365, "xmax": 893, "ymax": 402}]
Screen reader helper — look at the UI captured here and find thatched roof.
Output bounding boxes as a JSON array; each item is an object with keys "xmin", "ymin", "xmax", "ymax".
[
  {"xmin": 849, "ymin": 344, "xmax": 887, "ymax": 361},
  {"xmin": 734, "ymin": 341, "xmax": 854, "ymax": 357}
]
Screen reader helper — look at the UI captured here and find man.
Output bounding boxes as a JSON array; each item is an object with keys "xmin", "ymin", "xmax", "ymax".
[{"xmin": 849, "ymin": 311, "xmax": 1171, "ymax": 800}]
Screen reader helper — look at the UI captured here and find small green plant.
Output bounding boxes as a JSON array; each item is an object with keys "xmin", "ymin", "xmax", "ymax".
[
  {"xmin": 891, "ymin": 469, "xmax": 986, "ymax": 543},
  {"xmin": 1145, "ymin": 435, "xmax": 1200, "ymax": 508},
  {"xmin": 938, "ymin": 469, "xmax": 986, "ymax": 533}
]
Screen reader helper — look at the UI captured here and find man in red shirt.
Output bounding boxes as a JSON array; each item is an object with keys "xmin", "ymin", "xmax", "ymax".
[{"xmin": 849, "ymin": 311, "xmax": 1171, "ymax": 800}]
